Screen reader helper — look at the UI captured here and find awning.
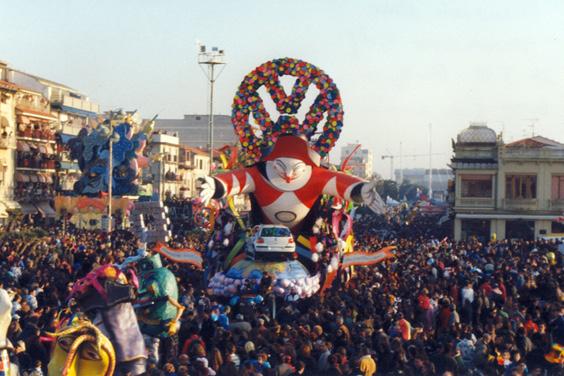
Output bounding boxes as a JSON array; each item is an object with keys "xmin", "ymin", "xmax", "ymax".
[
  {"xmin": 59, "ymin": 161, "xmax": 80, "ymax": 171},
  {"xmin": 59, "ymin": 105, "xmax": 98, "ymax": 118},
  {"xmin": 16, "ymin": 141, "xmax": 30, "ymax": 152},
  {"xmin": 16, "ymin": 107, "xmax": 57, "ymax": 121},
  {"xmin": 43, "ymin": 174, "xmax": 53, "ymax": 184},
  {"xmin": 20, "ymin": 203, "xmax": 38, "ymax": 215},
  {"xmin": 29, "ymin": 175, "xmax": 38, "ymax": 183},
  {"xmin": 16, "ymin": 173, "xmax": 29, "ymax": 183},
  {"xmin": 38, "ymin": 145, "xmax": 47, "ymax": 154},
  {"xmin": 36, "ymin": 202, "xmax": 56, "ymax": 218},
  {"xmin": 37, "ymin": 174, "xmax": 46, "ymax": 183},
  {"xmin": 45, "ymin": 143, "xmax": 53, "ymax": 154}
]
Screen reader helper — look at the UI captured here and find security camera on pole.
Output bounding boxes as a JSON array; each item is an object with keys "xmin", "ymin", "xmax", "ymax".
[{"xmin": 197, "ymin": 42, "xmax": 226, "ymax": 174}]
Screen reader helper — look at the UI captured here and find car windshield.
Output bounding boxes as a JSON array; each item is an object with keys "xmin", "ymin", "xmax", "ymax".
[{"xmin": 260, "ymin": 227, "xmax": 291, "ymax": 237}]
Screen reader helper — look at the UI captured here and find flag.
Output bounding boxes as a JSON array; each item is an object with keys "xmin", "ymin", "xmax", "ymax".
[{"xmin": 154, "ymin": 243, "xmax": 203, "ymax": 268}]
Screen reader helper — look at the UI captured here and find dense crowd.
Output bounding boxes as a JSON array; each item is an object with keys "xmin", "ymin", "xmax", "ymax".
[{"xmin": 0, "ymin": 211, "xmax": 562, "ymax": 375}]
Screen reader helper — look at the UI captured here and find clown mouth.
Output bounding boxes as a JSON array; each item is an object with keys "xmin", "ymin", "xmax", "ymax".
[{"xmin": 275, "ymin": 211, "xmax": 297, "ymax": 223}]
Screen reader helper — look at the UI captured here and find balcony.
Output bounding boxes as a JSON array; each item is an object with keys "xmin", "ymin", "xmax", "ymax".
[
  {"xmin": 456, "ymin": 197, "xmax": 495, "ymax": 208},
  {"xmin": 56, "ymin": 95, "xmax": 100, "ymax": 115},
  {"xmin": 503, "ymin": 198, "xmax": 538, "ymax": 210}
]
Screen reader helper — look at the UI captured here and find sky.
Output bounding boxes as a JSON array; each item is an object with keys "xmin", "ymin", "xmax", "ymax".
[{"xmin": 2, "ymin": 0, "xmax": 564, "ymax": 178}]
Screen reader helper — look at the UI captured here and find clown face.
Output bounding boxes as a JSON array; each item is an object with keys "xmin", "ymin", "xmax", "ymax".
[{"xmin": 266, "ymin": 157, "xmax": 312, "ymax": 191}]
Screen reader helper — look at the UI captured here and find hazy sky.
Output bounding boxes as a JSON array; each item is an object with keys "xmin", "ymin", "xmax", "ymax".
[{"xmin": 3, "ymin": 0, "xmax": 564, "ymax": 178}]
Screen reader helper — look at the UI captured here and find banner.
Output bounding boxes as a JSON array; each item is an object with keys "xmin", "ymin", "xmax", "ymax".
[
  {"xmin": 154, "ymin": 243, "xmax": 203, "ymax": 268},
  {"xmin": 341, "ymin": 246, "xmax": 396, "ymax": 268}
]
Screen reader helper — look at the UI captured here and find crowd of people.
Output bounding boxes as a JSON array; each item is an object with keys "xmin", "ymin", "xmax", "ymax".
[{"xmin": 0, "ymin": 209, "xmax": 562, "ymax": 375}]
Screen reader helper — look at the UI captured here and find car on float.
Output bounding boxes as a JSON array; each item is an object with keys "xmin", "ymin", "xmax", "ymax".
[{"xmin": 247, "ymin": 225, "xmax": 295, "ymax": 260}]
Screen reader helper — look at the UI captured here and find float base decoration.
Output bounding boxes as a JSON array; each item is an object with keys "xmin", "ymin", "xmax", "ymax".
[
  {"xmin": 154, "ymin": 243, "xmax": 203, "ymax": 268},
  {"xmin": 208, "ymin": 259, "xmax": 321, "ymax": 299}
]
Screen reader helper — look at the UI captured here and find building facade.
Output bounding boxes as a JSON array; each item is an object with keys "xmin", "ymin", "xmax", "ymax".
[
  {"xmin": 340, "ymin": 143, "xmax": 374, "ymax": 179},
  {"xmin": 0, "ymin": 61, "xmax": 100, "ymax": 218},
  {"xmin": 146, "ymin": 132, "xmax": 180, "ymax": 200},
  {"xmin": 452, "ymin": 123, "xmax": 564, "ymax": 241},
  {"xmin": 178, "ymin": 145, "xmax": 210, "ymax": 199},
  {"xmin": 155, "ymin": 114, "xmax": 237, "ymax": 149},
  {"xmin": 0, "ymin": 62, "xmax": 18, "ymax": 219}
]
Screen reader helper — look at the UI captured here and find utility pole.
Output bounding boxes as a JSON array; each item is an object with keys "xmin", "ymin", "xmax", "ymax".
[
  {"xmin": 428, "ymin": 124, "xmax": 433, "ymax": 199},
  {"xmin": 381, "ymin": 155, "xmax": 394, "ymax": 181},
  {"xmin": 198, "ymin": 43, "xmax": 226, "ymax": 174},
  {"xmin": 399, "ymin": 142, "xmax": 403, "ymax": 184}
]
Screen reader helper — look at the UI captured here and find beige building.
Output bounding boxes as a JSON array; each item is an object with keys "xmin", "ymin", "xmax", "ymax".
[
  {"xmin": 146, "ymin": 131, "xmax": 180, "ymax": 200},
  {"xmin": 0, "ymin": 62, "xmax": 18, "ymax": 219},
  {"xmin": 340, "ymin": 143, "xmax": 374, "ymax": 179},
  {"xmin": 452, "ymin": 123, "xmax": 564, "ymax": 241},
  {"xmin": 178, "ymin": 145, "xmax": 210, "ymax": 199}
]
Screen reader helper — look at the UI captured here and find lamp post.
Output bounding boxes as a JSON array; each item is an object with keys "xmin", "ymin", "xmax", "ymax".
[
  {"xmin": 106, "ymin": 118, "xmax": 119, "ymax": 233},
  {"xmin": 198, "ymin": 43, "xmax": 226, "ymax": 174}
]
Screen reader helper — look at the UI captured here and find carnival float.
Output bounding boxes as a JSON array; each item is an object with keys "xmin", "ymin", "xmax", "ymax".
[{"xmin": 200, "ymin": 58, "xmax": 395, "ymax": 300}]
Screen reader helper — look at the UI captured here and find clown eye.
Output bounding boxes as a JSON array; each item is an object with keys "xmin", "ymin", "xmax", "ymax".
[{"xmin": 80, "ymin": 343, "xmax": 101, "ymax": 361}]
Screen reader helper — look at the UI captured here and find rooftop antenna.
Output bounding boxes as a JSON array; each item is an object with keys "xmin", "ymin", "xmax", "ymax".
[{"xmin": 524, "ymin": 118, "xmax": 539, "ymax": 137}]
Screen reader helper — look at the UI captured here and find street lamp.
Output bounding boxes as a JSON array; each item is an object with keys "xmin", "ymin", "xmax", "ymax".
[
  {"xmin": 106, "ymin": 116, "xmax": 120, "ymax": 233},
  {"xmin": 197, "ymin": 43, "xmax": 226, "ymax": 174}
]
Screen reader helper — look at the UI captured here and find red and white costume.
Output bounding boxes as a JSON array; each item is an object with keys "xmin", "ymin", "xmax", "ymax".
[{"xmin": 203, "ymin": 136, "xmax": 383, "ymax": 232}]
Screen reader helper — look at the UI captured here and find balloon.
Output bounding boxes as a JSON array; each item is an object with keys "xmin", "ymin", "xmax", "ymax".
[
  {"xmin": 315, "ymin": 242, "xmax": 324, "ymax": 253},
  {"xmin": 280, "ymin": 279, "xmax": 290, "ymax": 288},
  {"xmin": 311, "ymin": 253, "xmax": 320, "ymax": 262}
]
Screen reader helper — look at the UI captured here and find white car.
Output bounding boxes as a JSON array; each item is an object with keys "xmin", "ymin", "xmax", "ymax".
[{"xmin": 251, "ymin": 225, "xmax": 296, "ymax": 255}]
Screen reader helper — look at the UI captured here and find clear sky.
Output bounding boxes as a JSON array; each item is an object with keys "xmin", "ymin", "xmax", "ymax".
[{"xmin": 3, "ymin": 0, "xmax": 564, "ymax": 178}]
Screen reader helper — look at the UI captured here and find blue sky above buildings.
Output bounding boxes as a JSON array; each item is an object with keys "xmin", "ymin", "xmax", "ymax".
[{"xmin": 2, "ymin": 0, "xmax": 564, "ymax": 176}]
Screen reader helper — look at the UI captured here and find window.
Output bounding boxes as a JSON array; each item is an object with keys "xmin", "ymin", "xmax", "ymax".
[
  {"xmin": 506, "ymin": 220, "xmax": 535, "ymax": 240},
  {"xmin": 199, "ymin": 160, "xmax": 203, "ymax": 170},
  {"xmin": 460, "ymin": 174, "xmax": 492, "ymax": 198},
  {"xmin": 551, "ymin": 221, "xmax": 564, "ymax": 234},
  {"xmin": 505, "ymin": 175, "xmax": 536, "ymax": 199},
  {"xmin": 552, "ymin": 176, "xmax": 564, "ymax": 200},
  {"xmin": 260, "ymin": 227, "xmax": 291, "ymax": 237},
  {"xmin": 461, "ymin": 220, "xmax": 490, "ymax": 242}
]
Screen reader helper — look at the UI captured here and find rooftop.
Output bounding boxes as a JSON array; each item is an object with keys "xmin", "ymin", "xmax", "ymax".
[
  {"xmin": 457, "ymin": 123, "xmax": 497, "ymax": 144},
  {"xmin": 506, "ymin": 136, "xmax": 564, "ymax": 149}
]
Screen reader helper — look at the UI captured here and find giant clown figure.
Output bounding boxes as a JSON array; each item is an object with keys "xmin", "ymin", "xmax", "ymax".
[
  {"xmin": 200, "ymin": 57, "xmax": 385, "ymax": 233},
  {"xmin": 200, "ymin": 134, "xmax": 384, "ymax": 232}
]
